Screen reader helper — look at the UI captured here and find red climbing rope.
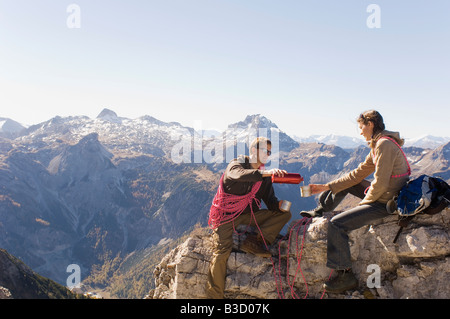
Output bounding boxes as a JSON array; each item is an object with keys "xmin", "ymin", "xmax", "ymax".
[
  {"xmin": 208, "ymin": 174, "xmax": 262, "ymax": 230},
  {"xmin": 275, "ymin": 217, "xmax": 312, "ymax": 299}
]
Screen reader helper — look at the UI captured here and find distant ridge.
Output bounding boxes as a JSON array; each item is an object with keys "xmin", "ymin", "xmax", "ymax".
[
  {"xmin": 294, "ymin": 133, "xmax": 450, "ymax": 149},
  {"xmin": 0, "ymin": 117, "xmax": 26, "ymax": 138}
]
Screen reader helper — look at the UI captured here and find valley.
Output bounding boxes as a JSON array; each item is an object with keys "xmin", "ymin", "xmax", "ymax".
[{"xmin": 0, "ymin": 109, "xmax": 448, "ymax": 298}]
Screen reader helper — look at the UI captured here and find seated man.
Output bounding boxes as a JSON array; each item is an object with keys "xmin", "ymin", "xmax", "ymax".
[{"xmin": 206, "ymin": 137, "xmax": 292, "ymax": 299}]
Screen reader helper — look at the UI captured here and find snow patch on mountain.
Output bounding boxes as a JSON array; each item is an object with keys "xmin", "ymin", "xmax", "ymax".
[{"xmin": 404, "ymin": 135, "xmax": 450, "ymax": 149}]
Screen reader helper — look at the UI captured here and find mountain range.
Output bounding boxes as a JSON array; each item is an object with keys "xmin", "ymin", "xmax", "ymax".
[
  {"xmin": 0, "ymin": 109, "xmax": 449, "ymax": 298},
  {"xmin": 1, "ymin": 112, "xmax": 448, "ymax": 149}
]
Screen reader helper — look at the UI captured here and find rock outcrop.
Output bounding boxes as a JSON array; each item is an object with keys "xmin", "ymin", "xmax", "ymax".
[
  {"xmin": 0, "ymin": 286, "xmax": 13, "ymax": 299},
  {"xmin": 150, "ymin": 208, "xmax": 450, "ymax": 299}
]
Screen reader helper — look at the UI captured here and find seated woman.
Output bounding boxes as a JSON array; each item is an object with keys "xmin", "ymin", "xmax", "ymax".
[{"xmin": 305, "ymin": 110, "xmax": 410, "ymax": 293}]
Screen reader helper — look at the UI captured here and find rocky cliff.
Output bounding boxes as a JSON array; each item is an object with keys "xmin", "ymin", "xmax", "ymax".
[
  {"xmin": 150, "ymin": 208, "xmax": 450, "ymax": 299},
  {"xmin": 0, "ymin": 249, "xmax": 81, "ymax": 299}
]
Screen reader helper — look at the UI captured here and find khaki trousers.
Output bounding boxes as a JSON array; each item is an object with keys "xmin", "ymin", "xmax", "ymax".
[{"xmin": 205, "ymin": 209, "xmax": 291, "ymax": 299}]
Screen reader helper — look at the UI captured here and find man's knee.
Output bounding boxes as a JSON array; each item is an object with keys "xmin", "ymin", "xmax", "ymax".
[{"xmin": 281, "ymin": 210, "xmax": 292, "ymax": 223}]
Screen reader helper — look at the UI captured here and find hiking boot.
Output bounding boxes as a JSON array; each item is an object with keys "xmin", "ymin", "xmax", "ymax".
[
  {"xmin": 300, "ymin": 208, "xmax": 323, "ymax": 218},
  {"xmin": 240, "ymin": 235, "xmax": 272, "ymax": 258},
  {"xmin": 323, "ymin": 269, "xmax": 359, "ymax": 294}
]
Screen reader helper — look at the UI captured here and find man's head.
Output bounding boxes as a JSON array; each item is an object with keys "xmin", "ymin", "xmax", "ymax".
[{"xmin": 250, "ymin": 137, "xmax": 272, "ymax": 166}]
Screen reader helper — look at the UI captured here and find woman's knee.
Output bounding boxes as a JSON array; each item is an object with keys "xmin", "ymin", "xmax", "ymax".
[{"xmin": 329, "ymin": 214, "xmax": 348, "ymax": 232}]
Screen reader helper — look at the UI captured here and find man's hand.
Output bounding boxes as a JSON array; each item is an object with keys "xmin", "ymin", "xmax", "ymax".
[{"xmin": 260, "ymin": 168, "xmax": 288, "ymax": 177}]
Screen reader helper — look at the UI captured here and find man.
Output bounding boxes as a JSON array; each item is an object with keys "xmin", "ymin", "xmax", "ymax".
[{"xmin": 206, "ymin": 137, "xmax": 292, "ymax": 299}]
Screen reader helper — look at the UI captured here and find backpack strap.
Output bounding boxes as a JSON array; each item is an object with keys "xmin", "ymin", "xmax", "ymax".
[
  {"xmin": 374, "ymin": 136, "xmax": 411, "ymax": 178},
  {"xmin": 393, "ymin": 215, "xmax": 416, "ymax": 243}
]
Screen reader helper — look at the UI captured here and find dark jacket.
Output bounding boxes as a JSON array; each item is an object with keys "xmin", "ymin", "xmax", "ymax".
[{"xmin": 222, "ymin": 155, "xmax": 281, "ymax": 214}]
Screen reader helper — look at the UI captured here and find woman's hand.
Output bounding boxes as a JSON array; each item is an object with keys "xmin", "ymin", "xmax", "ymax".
[{"xmin": 309, "ymin": 184, "xmax": 330, "ymax": 195}]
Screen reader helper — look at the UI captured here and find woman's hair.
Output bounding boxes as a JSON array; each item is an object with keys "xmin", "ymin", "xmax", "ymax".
[{"xmin": 357, "ymin": 110, "xmax": 385, "ymax": 136}]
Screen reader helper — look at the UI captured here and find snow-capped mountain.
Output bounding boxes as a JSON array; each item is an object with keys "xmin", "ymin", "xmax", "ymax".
[
  {"xmin": 293, "ymin": 134, "xmax": 366, "ymax": 149},
  {"xmin": 225, "ymin": 114, "xmax": 299, "ymax": 152},
  {"xmin": 200, "ymin": 114, "xmax": 299, "ymax": 168},
  {"xmin": 0, "ymin": 117, "xmax": 26, "ymax": 138},
  {"xmin": 294, "ymin": 134, "xmax": 450, "ymax": 149},
  {"xmin": 404, "ymin": 135, "xmax": 450, "ymax": 149},
  {"xmin": 16, "ymin": 109, "xmax": 196, "ymax": 159}
]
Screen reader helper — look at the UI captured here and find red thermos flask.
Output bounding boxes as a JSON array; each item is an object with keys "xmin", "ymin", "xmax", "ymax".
[{"xmin": 271, "ymin": 173, "xmax": 304, "ymax": 184}]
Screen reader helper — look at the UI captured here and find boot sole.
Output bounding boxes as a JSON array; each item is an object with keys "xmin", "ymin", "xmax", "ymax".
[
  {"xmin": 300, "ymin": 211, "xmax": 323, "ymax": 218},
  {"xmin": 322, "ymin": 282, "xmax": 358, "ymax": 294}
]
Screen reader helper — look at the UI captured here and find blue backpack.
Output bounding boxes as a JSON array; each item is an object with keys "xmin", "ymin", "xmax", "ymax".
[
  {"xmin": 392, "ymin": 174, "xmax": 450, "ymax": 243},
  {"xmin": 396, "ymin": 175, "xmax": 450, "ymax": 217}
]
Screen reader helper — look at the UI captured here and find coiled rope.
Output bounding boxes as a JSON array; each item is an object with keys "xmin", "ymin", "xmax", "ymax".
[{"xmin": 208, "ymin": 174, "xmax": 262, "ymax": 230}]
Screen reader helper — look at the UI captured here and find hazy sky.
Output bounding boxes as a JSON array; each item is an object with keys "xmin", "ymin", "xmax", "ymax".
[{"xmin": 0, "ymin": 0, "xmax": 449, "ymax": 139}]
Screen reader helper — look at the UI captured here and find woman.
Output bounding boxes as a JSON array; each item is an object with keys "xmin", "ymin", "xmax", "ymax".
[{"xmin": 306, "ymin": 110, "xmax": 410, "ymax": 293}]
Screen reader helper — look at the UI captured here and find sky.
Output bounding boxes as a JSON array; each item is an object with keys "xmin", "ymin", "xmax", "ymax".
[{"xmin": 0, "ymin": 0, "xmax": 449, "ymax": 140}]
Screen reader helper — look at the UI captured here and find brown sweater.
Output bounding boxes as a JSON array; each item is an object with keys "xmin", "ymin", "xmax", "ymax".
[{"xmin": 327, "ymin": 130, "xmax": 409, "ymax": 205}]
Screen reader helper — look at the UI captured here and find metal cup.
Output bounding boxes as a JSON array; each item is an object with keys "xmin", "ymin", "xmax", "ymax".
[
  {"xmin": 280, "ymin": 200, "xmax": 292, "ymax": 212},
  {"xmin": 300, "ymin": 185, "xmax": 311, "ymax": 197}
]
